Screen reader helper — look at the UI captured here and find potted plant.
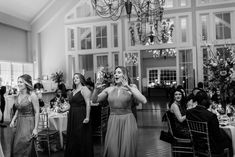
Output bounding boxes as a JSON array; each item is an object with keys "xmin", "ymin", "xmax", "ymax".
[{"xmin": 51, "ymin": 71, "xmax": 64, "ymax": 85}]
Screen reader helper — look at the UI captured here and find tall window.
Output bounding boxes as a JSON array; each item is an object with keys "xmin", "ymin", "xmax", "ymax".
[
  {"xmin": 12, "ymin": 63, "xmax": 23, "ymax": 87},
  {"xmin": 160, "ymin": 69, "xmax": 176, "ymax": 85},
  {"xmin": 148, "ymin": 69, "xmax": 158, "ymax": 87},
  {"xmin": 178, "ymin": 49, "xmax": 194, "ymax": 92},
  {"xmin": 215, "ymin": 12, "xmax": 231, "ymax": 40},
  {"xmin": 179, "ymin": 0, "xmax": 187, "ymax": 6},
  {"xmin": 0, "ymin": 62, "xmax": 11, "ymax": 85},
  {"xmin": 76, "ymin": 3, "xmax": 91, "ymax": 18},
  {"xmin": 68, "ymin": 28, "xmax": 75, "ymax": 50},
  {"xmin": 164, "ymin": 0, "xmax": 174, "ymax": 8},
  {"xmin": 112, "ymin": 52, "xmax": 119, "ymax": 68},
  {"xmin": 111, "ymin": 23, "xmax": 118, "ymax": 48},
  {"xmin": 180, "ymin": 16, "xmax": 188, "ymax": 42},
  {"xmin": 80, "ymin": 27, "xmax": 92, "ymax": 50},
  {"xmin": 0, "ymin": 62, "xmax": 33, "ymax": 86},
  {"xmin": 79, "ymin": 54, "xmax": 94, "ymax": 79},
  {"xmin": 200, "ymin": 14, "xmax": 209, "ymax": 41},
  {"xmin": 96, "ymin": 26, "xmax": 107, "ymax": 48},
  {"xmin": 147, "ymin": 68, "xmax": 176, "ymax": 87}
]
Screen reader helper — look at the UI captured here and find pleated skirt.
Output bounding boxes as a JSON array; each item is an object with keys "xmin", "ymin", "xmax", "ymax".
[
  {"xmin": 0, "ymin": 142, "xmax": 4, "ymax": 157},
  {"xmin": 103, "ymin": 113, "xmax": 138, "ymax": 157},
  {"xmin": 11, "ymin": 115, "xmax": 37, "ymax": 157}
]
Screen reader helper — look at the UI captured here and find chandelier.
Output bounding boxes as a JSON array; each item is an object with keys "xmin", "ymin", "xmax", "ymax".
[
  {"xmin": 91, "ymin": 0, "xmax": 166, "ymax": 45},
  {"xmin": 91, "ymin": 0, "xmax": 165, "ymax": 21}
]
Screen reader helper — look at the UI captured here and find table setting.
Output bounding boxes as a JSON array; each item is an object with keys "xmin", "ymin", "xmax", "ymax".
[
  {"xmin": 40, "ymin": 101, "xmax": 69, "ymax": 149},
  {"xmin": 212, "ymin": 103, "xmax": 235, "ymax": 157}
]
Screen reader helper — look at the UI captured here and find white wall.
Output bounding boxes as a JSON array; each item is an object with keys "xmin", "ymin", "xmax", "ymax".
[
  {"xmin": 0, "ymin": 23, "xmax": 29, "ymax": 62},
  {"xmin": 40, "ymin": 15, "xmax": 66, "ymax": 77},
  {"xmin": 31, "ymin": 0, "xmax": 80, "ymax": 81}
]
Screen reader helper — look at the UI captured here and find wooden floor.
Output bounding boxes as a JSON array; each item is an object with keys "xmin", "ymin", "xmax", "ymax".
[{"xmin": 0, "ymin": 97, "xmax": 171, "ymax": 157}]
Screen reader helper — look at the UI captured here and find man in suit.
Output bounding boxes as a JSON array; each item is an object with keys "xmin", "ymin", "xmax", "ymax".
[
  {"xmin": 0, "ymin": 77, "xmax": 6, "ymax": 126},
  {"xmin": 186, "ymin": 90, "xmax": 233, "ymax": 156}
]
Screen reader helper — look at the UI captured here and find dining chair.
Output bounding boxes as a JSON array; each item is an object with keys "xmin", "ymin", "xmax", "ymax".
[
  {"xmin": 37, "ymin": 112, "xmax": 60, "ymax": 157},
  {"xmin": 165, "ymin": 111, "xmax": 193, "ymax": 157},
  {"xmin": 93, "ymin": 105, "xmax": 109, "ymax": 146},
  {"xmin": 186, "ymin": 119, "xmax": 229, "ymax": 157}
]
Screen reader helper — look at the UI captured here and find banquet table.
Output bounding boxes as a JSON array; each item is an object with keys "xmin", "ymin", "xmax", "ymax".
[
  {"xmin": 48, "ymin": 112, "xmax": 68, "ymax": 148},
  {"xmin": 219, "ymin": 116, "xmax": 235, "ymax": 157}
]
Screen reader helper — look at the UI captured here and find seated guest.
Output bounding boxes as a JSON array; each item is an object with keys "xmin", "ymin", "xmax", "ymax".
[
  {"xmin": 211, "ymin": 87, "xmax": 220, "ymax": 104},
  {"xmin": 169, "ymin": 88, "xmax": 189, "ymax": 138},
  {"xmin": 186, "ymin": 91, "xmax": 233, "ymax": 156},
  {"xmin": 50, "ymin": 89, "xmax": 65, "ymax": 109},
  {"xmin": 187, "ymin": 88, "xmax": 201, "ymax": 110},
  {"xmin": 197, "ymin": 82, "xmax": 204, "ymax": 91},
  {"xmin": 58, "ymin": 82, "xmax": 67, "ymax": 98},
  {"xmin": 34, "ymin": 82, "xmax": 45, "ymax": 108},
  {"xmin": 186, "ymin": 94, "xmax": 197, "ymax": 110}
]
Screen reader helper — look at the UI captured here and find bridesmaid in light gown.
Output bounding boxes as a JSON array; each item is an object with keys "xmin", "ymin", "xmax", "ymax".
[
  {"xmin": 0, "ymin": 142, "xmax": 4, "ymax": 157},
  {"xmin": 10, "ymin": 74, "xmax": 39, "ymax": 157},
  {"xmin": 92, "ymin": 66, "xmax": 147, "ymax": 157}
]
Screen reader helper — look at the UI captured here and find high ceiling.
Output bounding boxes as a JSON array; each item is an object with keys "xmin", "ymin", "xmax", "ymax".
[{"xmin": 0, "ymin": 0, "xmax": 52, "ymax": 22}]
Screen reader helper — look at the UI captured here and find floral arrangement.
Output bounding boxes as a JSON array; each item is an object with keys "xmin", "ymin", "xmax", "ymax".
[
  {"xmin": 96, "ymin": 66, "xmax": 113, "ymax": 87},
  {"xmin": 51, "ymin": 71, "xmax": 64, "ymax": 84},
  {"xmin": 204, "ymin": 44, "xmax": 235, "ymax": 106},
  {"xmin": 205, "ymin": 44, "xmax": 235, "ymax": 88}
]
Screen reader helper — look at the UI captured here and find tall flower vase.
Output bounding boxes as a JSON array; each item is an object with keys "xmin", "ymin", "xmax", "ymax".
[{"xmin": 219, "ymin": 84, "xmax": 228, "ymax": 110}]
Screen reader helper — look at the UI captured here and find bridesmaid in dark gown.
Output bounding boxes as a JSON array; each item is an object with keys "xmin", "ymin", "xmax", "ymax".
[
  {"xmin": 10, "ymin": 74, "xmax": 39, "ymax": 157},
  {"xmin": 64, "ymin": 73, "xmax": 93, "ymax": 157}
]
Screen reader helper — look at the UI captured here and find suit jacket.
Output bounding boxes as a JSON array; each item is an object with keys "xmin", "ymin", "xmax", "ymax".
[{"xmin": 186, "ymin": 105, "xmax": 230, "ymax": 154}]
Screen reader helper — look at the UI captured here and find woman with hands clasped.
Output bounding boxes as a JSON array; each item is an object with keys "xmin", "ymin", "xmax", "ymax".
[
  {"xmin": 10, "ymin": 74, "xmax": 39, "ymax": 157},
  {"xmin": 64, "ymin": 73, "xmax": 93, "ymax": 157},
  {"xmin": 92, "ymin": 66, "xmax": 147, "ymax": 157}
]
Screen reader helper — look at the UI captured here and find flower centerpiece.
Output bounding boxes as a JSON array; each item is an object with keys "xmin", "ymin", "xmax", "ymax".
[
  {"xmin": 96, "ymin": 66, "xmax": 113, "ymax": 87},
  {"xmin": 205, "ymin": 44, "xmax": 235, "ymax": 107}
]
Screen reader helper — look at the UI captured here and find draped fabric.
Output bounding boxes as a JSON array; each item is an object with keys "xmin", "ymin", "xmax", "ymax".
[
  {"xmin": 11, "ymin": 95, "xmax": 37, "ymax": 157},
  {"xmin": 64, "ymin": 91, "xmax": 93, "ymax": 157}
]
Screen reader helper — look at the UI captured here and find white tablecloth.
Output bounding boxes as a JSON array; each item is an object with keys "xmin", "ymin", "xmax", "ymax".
[
  {"xmin": 222, "ymin": 125, "xmax": 235, "ymax": 157},
  {"xmin": 48, "ymin": 112, "xmax": 68, "ymax": 148}
]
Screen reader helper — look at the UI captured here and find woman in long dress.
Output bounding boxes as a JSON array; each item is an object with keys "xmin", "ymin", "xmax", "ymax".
[
  {"xmin": 10, "ymin": 74, "xmax": 39, "ymax": 157},
  {"xmin": 169, "ymin": 88, "xmax": 189, "ymax": 138},
  {"xmin": 92, "ymin": 66, "xmax": 147, "ymax": 157},
  {"xmin": 64, "ymin": 73, "xmax": 93, "ymax": 157}
]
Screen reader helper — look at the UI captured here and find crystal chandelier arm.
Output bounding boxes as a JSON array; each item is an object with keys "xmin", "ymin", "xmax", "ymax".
[{"xmin": 91, "ymin": 0, "xmax": 125, "ymax": 20}]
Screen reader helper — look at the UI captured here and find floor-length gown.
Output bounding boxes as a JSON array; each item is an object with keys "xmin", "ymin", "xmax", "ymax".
[
  {"xmin": 11, "ymin": 95, "xmax": 37, "ymax": 157},
  {"xmin": 103, "ymin": 87, "xmax": 138, "ymax": 157},
  {"xmin": 0, "ymin": 142, "xmax": 4, "ymax": 157},
  {"xmin": 64, "ymin": 91, "xmax": 93, "ymax": 157}
]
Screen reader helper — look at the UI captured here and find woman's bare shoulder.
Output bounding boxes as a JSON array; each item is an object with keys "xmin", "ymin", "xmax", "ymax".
[{"xmin": 104, "ymin": 86, "xmax": 115, "ymax": 94}]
